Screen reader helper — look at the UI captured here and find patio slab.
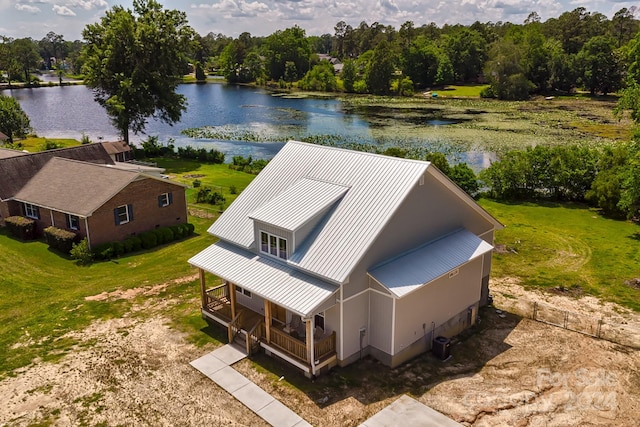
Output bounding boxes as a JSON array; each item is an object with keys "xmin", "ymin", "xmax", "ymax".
[
  {"xmin": 257, "ymin": 399, "xmax": 311, "ymax": 427},
  {"xmin": 209, "ymin": 366, "xmax": 252, "ymax": 393},
  {"xmin": 232, "ymin": 382, "xmax": 275, "ymax": 413},
  {"xmin": 359, "ymin": 395, "xmax": 462, "ymax": 427}
]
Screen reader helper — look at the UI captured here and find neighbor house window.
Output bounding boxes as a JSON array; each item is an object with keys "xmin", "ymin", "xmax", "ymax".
[
  {"xmin": 66, "ymin": 214, "xmax": 80, "ymax": 230},
  {"xmin": 158, "ymin": 192, "xmax": 173, "ymax": 207},
  {"xmin": 114, "ymin": 204, "xmax": 133, "ymax": 225},
  {"xmin": 23, "ymin": 203, "xmax": 40, "ymax": 219},
  {"xmin": 259, "ymin": 231, "xmax": 287, "ymax": 260}
]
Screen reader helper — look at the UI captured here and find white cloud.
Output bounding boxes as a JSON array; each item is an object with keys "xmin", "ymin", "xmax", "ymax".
[
  {"xmin": 15, "ymin": 4, "xmax": 41, "ymax": 13},
  {"xmin": 65, "ymin": 0, "xmax": 108, "ymax": 11},
  {"xmin": 53, "ymin": 4, "xmax": 75, "ymax": 15}
]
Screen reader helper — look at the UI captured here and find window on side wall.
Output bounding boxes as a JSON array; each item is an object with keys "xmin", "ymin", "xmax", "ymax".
[
  {"xmin": 158, "ymin": 192, "xmax": 173, "ymax": 207},
  {"xmin": 114, "ymin": 204, "xmax": 132, "ymax": 225},
  {"xmin": 314, "ymin": 312, "xmax": 325, "ymax": 332},
  {"xmin": 23, "ymin": 203, "xmax": 40, "ymax": 219},
  {"xmin": 66, "ymin": 214, "xmax": 80, "ymax": 230}
]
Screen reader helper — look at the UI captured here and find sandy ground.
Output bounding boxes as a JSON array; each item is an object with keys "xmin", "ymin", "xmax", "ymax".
[{"xmin": 1, "ymin": 278, "xmax": 638, "ymax": 426}]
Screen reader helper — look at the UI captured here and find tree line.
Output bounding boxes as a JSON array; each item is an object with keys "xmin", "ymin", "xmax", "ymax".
[{"xmin": 2, "ymin": 6, "xmax": 640, "ymax": 98}]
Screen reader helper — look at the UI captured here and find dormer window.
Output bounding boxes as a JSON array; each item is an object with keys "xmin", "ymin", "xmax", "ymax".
[{"xmin": 260, "ymin": 231, "xmax": 288, "ymax": 260}]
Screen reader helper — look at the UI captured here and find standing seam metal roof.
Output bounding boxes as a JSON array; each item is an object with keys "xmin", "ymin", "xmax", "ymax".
[
  {"xmin": 207, "ymin": 141, "xmax": 430, "ymax": 284},
  {"xmin": 188, "ymin": 240, "xmax": 338, "ymax": 317},
  {"xmin": 368, "ymin": 228, "xmax": 494, "ymax": 298},
  {"xmin": 249, "ymin": 177, "xmax": 349, "ymax": 231}
]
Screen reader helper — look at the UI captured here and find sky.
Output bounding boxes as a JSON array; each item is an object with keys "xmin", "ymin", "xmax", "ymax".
[{"xmin": 0, "ymin": 0, "xmax": 638, "ymax": 41}]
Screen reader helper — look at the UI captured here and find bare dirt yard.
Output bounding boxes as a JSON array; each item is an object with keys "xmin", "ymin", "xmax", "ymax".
[{"xmin": 1, "ymin": 277, "xmax": 638, "ymax": 427}]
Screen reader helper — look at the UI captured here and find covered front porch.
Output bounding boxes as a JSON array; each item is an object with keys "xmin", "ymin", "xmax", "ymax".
[{"xmin": 198, "ymin": 269, "xmax": 337, "ymax": 376}]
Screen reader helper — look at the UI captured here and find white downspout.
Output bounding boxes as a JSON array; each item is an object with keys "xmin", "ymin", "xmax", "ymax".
[
  {"xmin": 310, "ymin": 316, "xmax": 316, "ymax": 377},
  {"xmin": 84, "ymin": 217, "xmax": 92, "ymax": 248}
]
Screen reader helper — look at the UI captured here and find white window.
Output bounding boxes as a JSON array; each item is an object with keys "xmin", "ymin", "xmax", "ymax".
[
  {"xmin": 158, "ymin": 192, "xmax": 172, "ymax": 207},
  {"xmin": 259, "ymin": 231, "xmax": 288, "ymax": 260},
  {"xmin": 66, "ymin": 214, "xmax": 80, "ymax": 230},
  {"xmin": 23, "ymin": 203, "xmax": 40, "ymax": 219},
  {"xmin": 114, "ymin": 205, "xmax": 132, "ymax": 225},
  {"xmin": 235, "ymin": 286, "xmax": 252, "ymax": 298}
]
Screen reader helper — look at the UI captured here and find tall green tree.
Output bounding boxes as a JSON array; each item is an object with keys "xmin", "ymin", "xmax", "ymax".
[
  {"xmin": 365, "ymin": 40, "xmax": 396, "ymax": 95},
  {"xmin": 11, "ymin": 38, "xmax": 41, "ymax": 84},
  {"xmin": 0, "ymin": 94, "xmax": 31, "ymax": 143},
  {"xmin": 81, "ymin": 0, "xmax": 194, "ymax": 144},
  {"xmin": 577, "ymin": 36, "xmax": 622, "ymax": 95},
  {"xmin": 262, "ymin": 26, "xmax": 310, "ymax": 81}
]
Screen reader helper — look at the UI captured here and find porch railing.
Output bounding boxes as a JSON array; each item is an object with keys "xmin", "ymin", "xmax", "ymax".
[
  {"xmin": 246, "ymin": 320, "xmax": 264, "ymax": 355},
  {"xmin": 204, "ymin": 284, "xmax": 231, "ymax": 320},
  {"xmin": 228, "ymin": 311, "xmax": 243, "ymax": 343},
  {"xmin": 314, "ymin": 331, "xmax": 336, "ymax": 362},
  {"xmin": 270, "ymin": 327, "xmax": 308, "ymax": 362}
]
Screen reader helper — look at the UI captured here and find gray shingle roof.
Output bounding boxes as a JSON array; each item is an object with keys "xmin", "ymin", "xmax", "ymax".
[
  {"xmin": 0, "ymin": 148, "xmax": 28, "ymax": 159},
  {"xmin": 12, "ymin": 157, "xmax": 140, "ymax": 216},
  {"xmin": 0, "ymin": 144, "xmax": 114, "ymax": 200}
]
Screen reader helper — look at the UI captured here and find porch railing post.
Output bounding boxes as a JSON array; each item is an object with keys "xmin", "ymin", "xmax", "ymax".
[
  {"xmin": 264, "ymin": 300, "xmax": 272, "ymax": 343},
  {"xmin": 199, "ymin": 268, "xmax": 206, "ymax": 309},
  {"xmin": 229, "ymin": 282, "xmax": 237, "ymax": 319}
]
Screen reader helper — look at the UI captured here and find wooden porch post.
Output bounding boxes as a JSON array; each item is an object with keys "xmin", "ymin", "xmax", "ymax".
[
  {"xmin": 306, "ymin": 318, "xmax": 313, "ymax": 366},
  {"xmin": 199, "ymin": 269, "xmax": 206, "ymax": 308},
  {"xmin": 264, "ymin": 300, "xmax": 272, "ymax": 343},
  {"xmin": 228, "ymin": 281, "xmax": 237, "ymax": 319}
]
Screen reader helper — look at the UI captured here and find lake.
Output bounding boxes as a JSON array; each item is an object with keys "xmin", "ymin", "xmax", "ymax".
[{"xmin": 4, "ymin": 83, "xmax": 493, "ymax": 168}]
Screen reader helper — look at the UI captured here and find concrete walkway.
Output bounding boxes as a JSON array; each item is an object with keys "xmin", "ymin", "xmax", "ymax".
[
  {"xmin": 358, "ymin": 395, "xmax": 463, "ymax": 427},
  {"xmin": 190, "ymin": 344, "xmax": 311, "ymax": 427}
]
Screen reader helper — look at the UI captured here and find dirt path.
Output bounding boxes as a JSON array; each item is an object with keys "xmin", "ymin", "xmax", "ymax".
[{"xmin": 0, "ymin": 278, "xmax": 638, "ymax": 426}]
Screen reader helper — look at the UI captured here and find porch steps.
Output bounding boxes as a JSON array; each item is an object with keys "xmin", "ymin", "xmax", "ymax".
[{"xmin": 191, "ymin": 345, "xmax": 311, "ymax": 427}]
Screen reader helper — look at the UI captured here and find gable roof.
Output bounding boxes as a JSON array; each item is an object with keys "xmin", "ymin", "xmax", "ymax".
[
  {"xmin": 12, "ymin": 157, "xmax": 186, "ymax": 217},
  {"xmin": 209, "ymin": 141, "xmax": 500, "ymax": 284},
  {"xmin": 12, "ymin": 157, "xmax": 142, "ymax": 216},
  {"xmin": 0, "ymin": 147, "xmax": 28, "ymax": 159},
  {"xmin": 249, "ymin": 178, "xmax": 349, "ymax": 232},
  {"xmin": 368, "ymin": 228, "xmax": 494, "ymax": 298},
  {"xmin": 0, "ymin": 144, "xmax": 114, "ymax": 200},
  {"xmin": 0, "ymin": 131, "xmax": 8, "ymax": 141},
  {"xmin": 100, "ymin": 140, "xmax": 131, "ymax": 155}
]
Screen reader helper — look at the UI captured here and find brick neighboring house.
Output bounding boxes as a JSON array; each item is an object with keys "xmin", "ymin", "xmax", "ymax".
[{"xmin": 0, "ymin": 144, "xmax": 187, "ymax": 248}]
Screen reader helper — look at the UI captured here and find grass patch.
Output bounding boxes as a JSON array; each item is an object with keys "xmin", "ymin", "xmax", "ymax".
[
  {"xmin": 436, "ymin": 84, "xmax": 489, "ymax": 97},
  {"xmin": 16, "ymin": 137, "xmax": 81, "ymax": 152},
  {"xmin": 479, "ymin": 198, "xmax": 640, "ymax": 311}
]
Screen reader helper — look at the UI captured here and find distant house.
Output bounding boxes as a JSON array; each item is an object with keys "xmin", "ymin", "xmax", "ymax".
[
  {"xmin": 0, "ymin": 131, "xmax": 8, "ymax": 142},
  {"xmin": 101, "ymin": 140, "xmax": 133, "ymax": 162},
  {"xmin": 0, "ymin": 144, "xmax": 187, "ymax": 248},
  {"xmin": 189, "ymin": 141, "xmax": 503, "ymax": 377},
  {"xmin": 316, "ymin": 54, "xmax": 343, "ymax": 73}
]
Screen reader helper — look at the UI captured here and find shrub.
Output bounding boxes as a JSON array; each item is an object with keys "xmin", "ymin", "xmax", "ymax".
[
  {"xmin": 140, "ymin": 231, "xmax": 158, "ymax": 249},
  {"xmin": 229, "ymin": 185, "xmax": 237, "ymax": 195},
  {"xmin": 43, "ymin": 226, "xmax": 77, "ymax": 253},
  {"xmin": 5, "ymin": 216, "xmax": 37, "ymax": 240},
  {"xmin": 193, "ymin": 179, "xmax": 201, "ymax": 188},
  {"xmin": 93, "ymin": 243, "xmax": 114, "ymax": 260},
  {"xmin": 156, "ymin": 227, "xmax": 174, "ymax": 244},
  {"xmin": 111, "ymin": 241, "xmax": 125, "ymax": 257},
  {"xmin": 70, "ymin": 238, "xmax": 92, "ymax": 265},
  {"xmin": 170, "ymin": 225, "xmax": 184, "ymax": 239},
  {"xmin": 124, "ymin": 236, "xmax": 142, "ymax": 252},
  {"xmin": 185, "ymin": 223, "xmax": 195, "ymax": 235}
]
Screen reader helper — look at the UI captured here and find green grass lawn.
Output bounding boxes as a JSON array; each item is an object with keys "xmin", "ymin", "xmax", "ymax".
[
  {"xmin": 17, "ymin": 137, "xmax": 81, "ymax": 152},
  {"xmin": 479, "ymin": 199, "xmax": 640, "ymax": 311},
  {"xmin": 436, "ymin": 84, "xmax": 489, "ymax": 97}
]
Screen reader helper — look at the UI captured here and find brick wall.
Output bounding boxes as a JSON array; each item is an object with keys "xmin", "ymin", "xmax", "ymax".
[{"xmin": 87, "ymin": 178, "xmax": 187, "ymax": 247}]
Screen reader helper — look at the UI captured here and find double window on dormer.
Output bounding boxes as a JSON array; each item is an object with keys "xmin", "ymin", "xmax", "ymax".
[{"xmin": 260, "ymin": 231, "xmax": 287, "ymax": 260}]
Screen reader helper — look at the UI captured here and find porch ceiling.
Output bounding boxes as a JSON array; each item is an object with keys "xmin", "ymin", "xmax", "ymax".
[
  {"xmin": 368, "ymin": 228, "xmax": 494, "ymax": 298},
  {"xmin": 189, "ymin": 240, "xmax": 338, "ymax": 317}
]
